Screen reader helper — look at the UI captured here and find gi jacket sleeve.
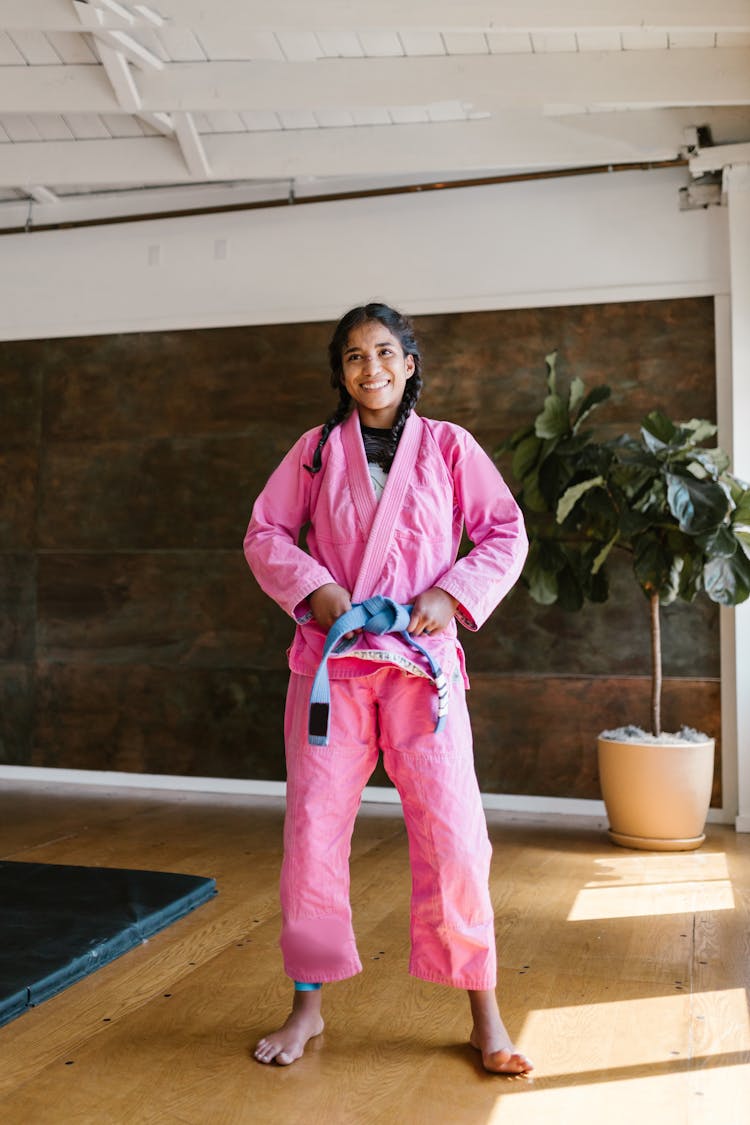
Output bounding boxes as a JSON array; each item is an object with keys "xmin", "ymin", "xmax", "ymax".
[
  {"xmin": 243, "ymin": 429, "xmax": 335, "ymax": 621},
  {"xmin": 431, "ymin": 424, "xmax": 528, "ymax": 631}
]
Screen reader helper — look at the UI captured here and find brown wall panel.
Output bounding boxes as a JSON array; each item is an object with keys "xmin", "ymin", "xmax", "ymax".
[
  {"xmin": 36, "ymin": 552, "xmax": 290, "ymax": 667},
  {"xmin": 415, "ymin": 299, "xmax": 716, "ymax": 434},
  {"xmin": 40, "ymin": 326, "xmax": 331, "ymax": 442},
  {"xmin": 0, "ymin": 665, "xmax": 35, "ymax": 765},
  {"xmin": 465, "ymin": 553, "xmax": 719, "ymax": 678},
  {"xmin": 0, "ymin": 450, "xmax": 39, "ymax": 549},
  {"xmin": 466, "ymin": 675, "xmax": 722, "ymax": 804},
  {"xmin": 3, "ymin": 297, "xmax": 721, "ymax": 797},
  {"xmin": 31, "ymin": 665, "xmax": 288, "ymax": 779},
  {"xmin": 37, "ymin": 432, "xmax": 285, "ymax": 551},
  {"xmin": 0, "ymin": 363, "xmax": 42, "ymax": 445},
  {"xmin": 0, "ymin": 553, "xmax": 36, "ymax": 662}
]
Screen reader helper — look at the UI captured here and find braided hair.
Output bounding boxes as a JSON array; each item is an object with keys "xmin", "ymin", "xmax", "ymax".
[{"xmin": 303, "ymin": 303, "xmax": 424, "ymax": 475}]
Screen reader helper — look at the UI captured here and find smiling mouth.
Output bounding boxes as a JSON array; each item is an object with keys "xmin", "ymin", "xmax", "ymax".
[{"xmin": 360, "ymin": 380, "xmax": 389, "ymax": 391}]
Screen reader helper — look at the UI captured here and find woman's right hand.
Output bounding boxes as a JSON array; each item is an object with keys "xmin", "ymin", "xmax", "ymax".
[{"xmin": 308, "ymin": 583, "xmax": 354, "ymax": 631}]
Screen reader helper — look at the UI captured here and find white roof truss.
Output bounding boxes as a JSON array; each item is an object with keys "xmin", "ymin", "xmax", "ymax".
[{"xmin": 0, "ymin": 1, "xmax": 747, "ymax": 219}]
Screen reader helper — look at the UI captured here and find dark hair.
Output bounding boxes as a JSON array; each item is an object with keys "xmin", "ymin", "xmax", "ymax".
[{"xmin": 303, "ymin": 303, "xmax": 424, "ymax": 474}]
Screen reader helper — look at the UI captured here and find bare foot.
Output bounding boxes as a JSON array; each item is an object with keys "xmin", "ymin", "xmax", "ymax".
[
  {"xmin": 253, "ymin": 990, "xmax": 324, "ymax": 1066},
  {"xmin": 468, "ymin": 989, "xmax": 533, "ymax": 1076}
]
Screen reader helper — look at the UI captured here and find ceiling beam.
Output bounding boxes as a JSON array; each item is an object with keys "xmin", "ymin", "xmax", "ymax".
[
  {"xmin": 1, "ymin": 50, "xmax": 747, "ymax": 116},
  {"xmin": 72, "ymin": 0, "xmax": 133, "ymax": 28},
  {"xmin": 0, "ymin": 62, "xmax": 123, "ymax": 114},
  {"xmin": 25, "ymin": 186, "xmax": 59, "ymax": 204},
  {"xmin": 2, "ymin": 0, "xmax": 750, "ymax": 33},
  {"xmin": 95, "ymin": 42, "xmax": 142, "ymax": 112},
  {"xmin": 137, "ymin": 111, "xmax": 175, "ymax": 135},
  {"xmin": 0, "ymin": 109, "xmax": 721, "ymax": 187},
  {"xmin": 690, "ymin": 140, "xmax": 750, "ymax": 172},
  {"xmin": 96, "ymin": 29, "xmax": 165, "ymax": 70},
  {"xmin": 173, "ymin": 111, "xmax": 211, "ymax": 177}
]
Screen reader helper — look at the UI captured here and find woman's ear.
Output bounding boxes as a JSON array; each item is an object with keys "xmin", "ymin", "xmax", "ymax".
[{"xmin": 405, "ymin": 354, "xmax": 416, "ymax": 378}]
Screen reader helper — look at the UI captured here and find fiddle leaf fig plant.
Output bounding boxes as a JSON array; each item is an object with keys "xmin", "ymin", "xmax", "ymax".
[{"xmin": 498, "ymin": 353, "xmax": 750, "ymax": 737}]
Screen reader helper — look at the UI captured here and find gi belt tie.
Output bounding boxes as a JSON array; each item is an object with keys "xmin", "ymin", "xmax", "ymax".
[{"xmin": 308, "ymin": 595, "xmax": 449, "ymax": 746}]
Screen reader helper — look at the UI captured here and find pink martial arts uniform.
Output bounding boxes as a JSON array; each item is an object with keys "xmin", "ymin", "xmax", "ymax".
[{"xmin": 244, "ymin": 410, "xmax": 527, "ymax": 989}]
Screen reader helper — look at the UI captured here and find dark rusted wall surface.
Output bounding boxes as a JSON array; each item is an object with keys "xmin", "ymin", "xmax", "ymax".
[{"xmin": 0, "ymin": 298, "xmax": 720, "ymax": 799}]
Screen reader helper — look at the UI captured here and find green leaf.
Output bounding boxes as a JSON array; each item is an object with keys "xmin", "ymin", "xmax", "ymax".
[
  {"xmin": 618, "ymin": 506, "xmax": 652, "ymax": 538},
  {"xmin": 581, "ymin": 486, "xmax": 620, "ymax": 535},
  {"xmin": 587, "ymin": 568, "xmax": 609, "ymax": 603},
  {"xmin": 568, "ymin": 376, "xmax": 585, "ymax": 417},
  {"xmin": 527, "ymin": 572, "xmax": 559, "ymax": 604},
  {"xmin": 545, "ymin": 351, "xmax": 558, "ymax": 394},
  {"xmin": 609, "ymin": 438, "xmax": 660, "ymax": 475},
  {"xmin": 556, "ymin": 475, "xmax": 606, "ymax": 525},
  {"xmin": 591, "ymin": 533, "xmax": 618, "ymax": 575},
  {"xmin": 641, "ymin": 411, "xmax": 676, "ymax": 451},
  {"xmin": 538, "ymin": 539, "xmax": 568, "ymax": 573},
  {"xmin": 538, "ymin": 460, "xmax": 574, "ymax": 511},
  {"xmin": 679, "ymin": 418, "xmax": 718, "ymax": 445},
  {"xmin": 633, "ymin": 534, "xmax": 671, "ymax": 597},
  {"xmin": 730, "ymin": 481, "xmax": 750, "ymax": 525},
  {"xmin": 661, "ymin": 556, "xmax": 684, "ymax": 605},
  {"xmin": 735, "ymin": 529, "xmax": 750, "ymax": 561},
  {"xmin": 683, "ymin": 445, "xmax": 728, "ymax": 477},
  {"xmin": 666, "ymin": 471, "xmax": 731, "ymax": 534},
  {"xmin": 631, "ymin": 478, "xmax": 667, "ymax": 517},
  {"xmin": 535, "ymin": 393, "xmax": 569, "ymax": 440},
  {"xmin": 572, "ymin": 385, "xmax": 611, "ymax": 433},
  {"xmin": 511, "ymin": 432, "xmax": 543, "ymax": 481},
  {"xmin": 698, "ymin": 524, "xmax": 739, "ymax": 559},
  {"xmin": 521, "ymin": 472, "xmax": 550, "ymax": 513},
  {"xmin": 556, "ymin": 565, "xmax": 584, "ymax": 611},
  {"xmin": 704, "ymin": 550, "xmax": 750, "ymax": 606},
  {"xmin": 526, "ymin": 540, "xmax": 559, "ymax": 603}
]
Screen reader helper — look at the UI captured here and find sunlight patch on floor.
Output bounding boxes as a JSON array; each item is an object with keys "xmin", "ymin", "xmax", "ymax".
[
  {"xmin": 583, "ymin": 852, "xmax": 730, "ymax": 884},
  {"xmin": 567, "ymin": 878, "xmax": 735, "ymax": 920},
  {"xmin": 521, "ymin": 988, "xmax": 749, "ymax": 1076},
  {"xmin": 486, "ymin": 1065, "xmax": 750, "ymax": 1125},
  {"xmin": 487, "ymin": 989, "xmax": 750, "ymax": 1125},
  {"xmin": 566, "ymin": 852, "xmax": 733, "ymax": 920}
]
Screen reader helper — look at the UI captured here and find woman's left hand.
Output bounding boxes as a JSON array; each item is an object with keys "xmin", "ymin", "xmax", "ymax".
[{"xmin": 407, "ymin": 587, "xmax": 459, "ymax": 636}]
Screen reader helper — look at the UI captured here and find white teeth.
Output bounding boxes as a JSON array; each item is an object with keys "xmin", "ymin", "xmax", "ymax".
[{"xmin": 361, "ymin": 380, "xmax": 388, "ymax": 390}]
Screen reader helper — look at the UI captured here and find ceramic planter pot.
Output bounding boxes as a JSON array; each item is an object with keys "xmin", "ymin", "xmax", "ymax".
[{"xmin": 597, "ymin": 734, "xmax": 715, "ymax": 851}]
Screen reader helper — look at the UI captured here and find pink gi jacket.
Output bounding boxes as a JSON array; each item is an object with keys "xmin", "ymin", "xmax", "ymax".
[{"xmin": 244, "ymin": 410, "xmax": 527, "ymax": 686}]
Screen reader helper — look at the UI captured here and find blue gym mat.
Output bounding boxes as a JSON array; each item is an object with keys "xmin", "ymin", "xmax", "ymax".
[{"xmin": 0, "ymin": 861, "xmax": 217, "ymax": 1027}]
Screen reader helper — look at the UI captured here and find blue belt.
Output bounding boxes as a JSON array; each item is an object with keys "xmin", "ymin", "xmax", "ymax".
[{"xmin": 308, "ymin": 596, "xmax": 449, "ymax": 746}]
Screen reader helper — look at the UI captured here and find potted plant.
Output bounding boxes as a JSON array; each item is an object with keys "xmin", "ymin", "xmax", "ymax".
[{"xmin": 498, "ymin": 353, "xmax": 750, "ymax": 850}]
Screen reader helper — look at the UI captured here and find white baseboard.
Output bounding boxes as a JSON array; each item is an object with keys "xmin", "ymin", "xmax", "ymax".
[
  {"xmin": 0, "ymin": 765, "xmax": 735, "ymax": 825},
  {"xmin": 0, "ymin": 765, "xmax": 288, "ymax": 799}
]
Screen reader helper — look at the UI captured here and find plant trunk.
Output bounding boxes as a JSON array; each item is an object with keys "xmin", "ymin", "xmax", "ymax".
[{"xmin": 650, "ymin": 592, "xmax": 662, "ymax": 737}]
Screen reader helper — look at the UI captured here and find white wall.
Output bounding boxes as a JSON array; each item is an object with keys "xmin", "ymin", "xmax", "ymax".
[{"xmin": 0, "ymin": 165, "xmax": 729, "ymax": 341}]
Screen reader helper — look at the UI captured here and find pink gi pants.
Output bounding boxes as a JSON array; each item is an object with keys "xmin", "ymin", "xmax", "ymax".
[{"xmin": 280, "ymin": 665, "xmax": 497, "ymax": 990}]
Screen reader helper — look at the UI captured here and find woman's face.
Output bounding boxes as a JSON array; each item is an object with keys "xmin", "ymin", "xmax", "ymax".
[{"xmin": 340, "ymin": 320, "xmax": 415, "ymax": 429}]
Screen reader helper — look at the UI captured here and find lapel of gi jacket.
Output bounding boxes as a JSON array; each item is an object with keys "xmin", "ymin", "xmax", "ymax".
[
  {"xmin": 342, "ymin": 410, "xmax": 378, "ymax": 538},
  {"xmin": 350, "ymin": 410, "xmax": 423, "ymax": 602}
]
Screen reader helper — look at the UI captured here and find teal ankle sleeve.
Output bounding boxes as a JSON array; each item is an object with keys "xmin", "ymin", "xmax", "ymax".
[{"xmin": 294, "ymin": 980, "xmax": 322, "ymax": 991}]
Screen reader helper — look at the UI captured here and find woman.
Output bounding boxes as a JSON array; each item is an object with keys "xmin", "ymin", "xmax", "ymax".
[{"xmin": 244, "ymin": 303, "xmax": 532, "ymax": 1074}]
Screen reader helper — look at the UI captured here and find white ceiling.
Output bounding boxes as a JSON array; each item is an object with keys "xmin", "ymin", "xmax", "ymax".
[{"xmin": 1, "ymin": 1, "xmax": 749, "ymax": 228}]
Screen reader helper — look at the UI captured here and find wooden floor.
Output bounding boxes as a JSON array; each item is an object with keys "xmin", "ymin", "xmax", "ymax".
[{"xmin": 1, "ymin": 782, "xmax": 749, "ymax": 1125}]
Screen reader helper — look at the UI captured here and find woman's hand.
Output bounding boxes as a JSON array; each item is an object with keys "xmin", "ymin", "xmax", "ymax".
[
  {"xmin": 308, "ymin": 583, "xmax": 354, "ymax": 631},
  {"xmin": 407, "ymin": 587, "xmax": 459, "ymax": 636}
]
